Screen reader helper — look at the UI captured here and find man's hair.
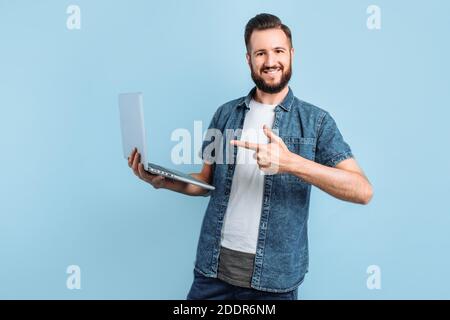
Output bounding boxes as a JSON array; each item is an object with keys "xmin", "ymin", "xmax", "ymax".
[{"xmin": 244, "ymin": 13, "xmax": 292, "ymax": 52}]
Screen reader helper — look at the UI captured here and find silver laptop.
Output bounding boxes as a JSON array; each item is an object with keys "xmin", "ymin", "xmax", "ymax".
[{"xmin": 118, "ymin": 92, "xmax": 215, "ymax": 191}]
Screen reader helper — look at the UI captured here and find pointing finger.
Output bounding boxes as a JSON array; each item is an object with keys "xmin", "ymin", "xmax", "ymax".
[{"xmin": 230, "ymin": 140, "xmax": 259, "ymax": 151}]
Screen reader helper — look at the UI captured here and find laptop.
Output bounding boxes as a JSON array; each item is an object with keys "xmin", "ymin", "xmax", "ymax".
[{"xmin": 118, "ymin": 92, "xmax": 215, "ymax": 191}]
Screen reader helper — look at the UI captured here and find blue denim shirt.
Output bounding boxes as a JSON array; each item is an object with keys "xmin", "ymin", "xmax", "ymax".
[{"xmin": 194, "ymin": 87, "xmax": 353, "ymax": 293}]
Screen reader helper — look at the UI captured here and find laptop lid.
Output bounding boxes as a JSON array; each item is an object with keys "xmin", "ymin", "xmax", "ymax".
[{"xmin": 118, "ymin": 92, "xmax": 148, "ymax": 170}]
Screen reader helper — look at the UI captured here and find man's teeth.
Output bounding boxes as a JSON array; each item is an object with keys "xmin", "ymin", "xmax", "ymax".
[{"xmin": 264, "ymin": 68, "xmax": 280, "ymax": 74}]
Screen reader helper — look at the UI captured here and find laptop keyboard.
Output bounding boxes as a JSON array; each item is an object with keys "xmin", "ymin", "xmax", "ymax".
[{"xmin": 148, "ymin": 163, "xmax": 194, "ymax": 180}]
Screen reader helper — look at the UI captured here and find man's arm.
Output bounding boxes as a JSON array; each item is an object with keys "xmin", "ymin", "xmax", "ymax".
[
  {"xmin": 231, "ymin": 125, "xmax": 373, "ymax": 205},
  {"xmin": 128, "ymin": 148, "xmax": 213, "ymax": 197},
  {"xmin": 286, "ymin": 155, "xmax": 373, "ymax": 205}
]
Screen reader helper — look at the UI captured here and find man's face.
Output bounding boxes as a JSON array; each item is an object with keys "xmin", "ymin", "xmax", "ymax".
[{"xmin": 247, "ymin": 28, "xmax": 294, "ymax": 94}]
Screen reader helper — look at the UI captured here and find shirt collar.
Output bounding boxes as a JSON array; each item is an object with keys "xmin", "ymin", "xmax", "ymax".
[{"xmin": 237, "ymin": 86, "xmax": 294, "ymax": 112}]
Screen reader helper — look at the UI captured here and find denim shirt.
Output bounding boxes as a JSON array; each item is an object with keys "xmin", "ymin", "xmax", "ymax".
[{"xmin": 194, "ymin": 87, "xmax": 353, "ymax": 293}]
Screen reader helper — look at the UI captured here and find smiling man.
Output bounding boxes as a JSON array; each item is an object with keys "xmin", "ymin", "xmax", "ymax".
[{"xmin": 128, "ymin": 13, "xmax": 373, "ymax": 300}]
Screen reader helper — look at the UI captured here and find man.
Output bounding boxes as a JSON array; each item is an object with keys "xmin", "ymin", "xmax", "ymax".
[{"xmin": 127, "ymin": 13, "xmax": 373, "ymax": 300}]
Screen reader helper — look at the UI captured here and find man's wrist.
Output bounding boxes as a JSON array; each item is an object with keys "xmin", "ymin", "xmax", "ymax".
[{"xmin": 283, "ymin": 151, "xmax": 307, "ymax": 176}]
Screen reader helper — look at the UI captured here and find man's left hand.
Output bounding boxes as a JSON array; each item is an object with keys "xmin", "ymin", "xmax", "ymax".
[{"xmin": 230, "ymin": 125, "xmax": 297, "ymax": 174}]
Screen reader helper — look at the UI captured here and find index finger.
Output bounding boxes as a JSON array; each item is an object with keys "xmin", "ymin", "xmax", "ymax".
[
  {"xmin": 129, "ymin": 147, "xmax": 138, "ymax": 159},
  {"xmin": 128, "ymin": 147, "xmax": 137, "ymax": 166},
  {"xmin": 230, "ymin": 140, "xmax": 259, "ymax": 151}
]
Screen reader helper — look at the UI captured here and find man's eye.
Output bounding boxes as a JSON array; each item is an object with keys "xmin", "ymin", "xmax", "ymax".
[{"xmin": 256, "ymin": 52, "xmax": 264, "ymax": 56}]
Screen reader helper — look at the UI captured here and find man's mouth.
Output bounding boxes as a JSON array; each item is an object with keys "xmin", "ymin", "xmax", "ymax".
[{"xmin": 262, "ymin": 67, "xmax": 281, "ymax": 76}]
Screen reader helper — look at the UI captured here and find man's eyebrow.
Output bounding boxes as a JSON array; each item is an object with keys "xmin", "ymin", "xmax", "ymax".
[
  {"xmin": 253, "ymin": 49, "xmax": 266, "ymax": 54},
  {"xmin": 253, "ymin": 47, "xmax": 288, "ymax": 54}
]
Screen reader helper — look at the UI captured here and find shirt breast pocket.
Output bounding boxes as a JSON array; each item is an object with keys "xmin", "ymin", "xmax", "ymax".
[{"xmin": 279, "ymin": 136, "xmax": 316, "ymax": 184}]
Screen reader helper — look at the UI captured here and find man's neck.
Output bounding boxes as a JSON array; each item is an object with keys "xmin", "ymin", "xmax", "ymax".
[{"xmin": 253, "ymin": 86, "xmax": 289, "ymax": 105}]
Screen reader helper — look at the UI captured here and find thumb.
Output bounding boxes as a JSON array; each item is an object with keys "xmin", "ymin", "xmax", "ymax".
[{"xmin": 263, "ymin": 125, "xmax": 281, "ymax": 143}]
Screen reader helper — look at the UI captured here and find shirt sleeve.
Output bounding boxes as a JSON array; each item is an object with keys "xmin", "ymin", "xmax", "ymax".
[
  {"xmin": 315, "ymin": 112, "xmax": 353, "ymax": 167},
  {"xmin": 200, "ymin": 108, "xmax": 221, "ymax": 165}
]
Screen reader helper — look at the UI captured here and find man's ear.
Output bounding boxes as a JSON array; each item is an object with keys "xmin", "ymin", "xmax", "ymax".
[
  {"xmin": 246, "ymin": 52, "xmax": 251, "ymax": 67},
  {"xmin": 290, "ymin": 47, "xmax": 295, "ymax": 57}
]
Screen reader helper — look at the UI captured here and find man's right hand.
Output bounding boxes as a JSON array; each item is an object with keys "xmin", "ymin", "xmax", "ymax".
[
  {"xmin": 127, "ymin": 148, "xmax": 213, "ymax": 196},
  {"xmin": 128, "ymin": 148, "xmax": 166, "ymax": 189}
]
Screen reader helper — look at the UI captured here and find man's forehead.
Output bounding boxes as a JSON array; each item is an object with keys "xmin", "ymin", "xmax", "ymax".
[{"xmin": 249, "ymin": 28, "xmax": 290, "ymax": 51}]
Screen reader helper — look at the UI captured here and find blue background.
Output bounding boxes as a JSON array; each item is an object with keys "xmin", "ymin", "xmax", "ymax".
[{"xmin": 1, "ymin": 0, "xmax": 449, "ymax": 299}]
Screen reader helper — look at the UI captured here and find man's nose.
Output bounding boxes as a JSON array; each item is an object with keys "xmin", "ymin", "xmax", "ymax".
[{"xmin": 264, "ymin": 52, "xmax": 277, "ymax": 67}]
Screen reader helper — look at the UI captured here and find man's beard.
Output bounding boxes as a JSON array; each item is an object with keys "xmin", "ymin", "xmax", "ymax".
[{"xmin": 250, "ymin": 61, "xmax": 292, "ymax": 94}]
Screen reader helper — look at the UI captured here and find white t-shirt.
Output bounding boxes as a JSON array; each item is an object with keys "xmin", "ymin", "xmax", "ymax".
[{"xmin": 220, "ymin": 99, "xmax": 277, "ymax": 254}]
